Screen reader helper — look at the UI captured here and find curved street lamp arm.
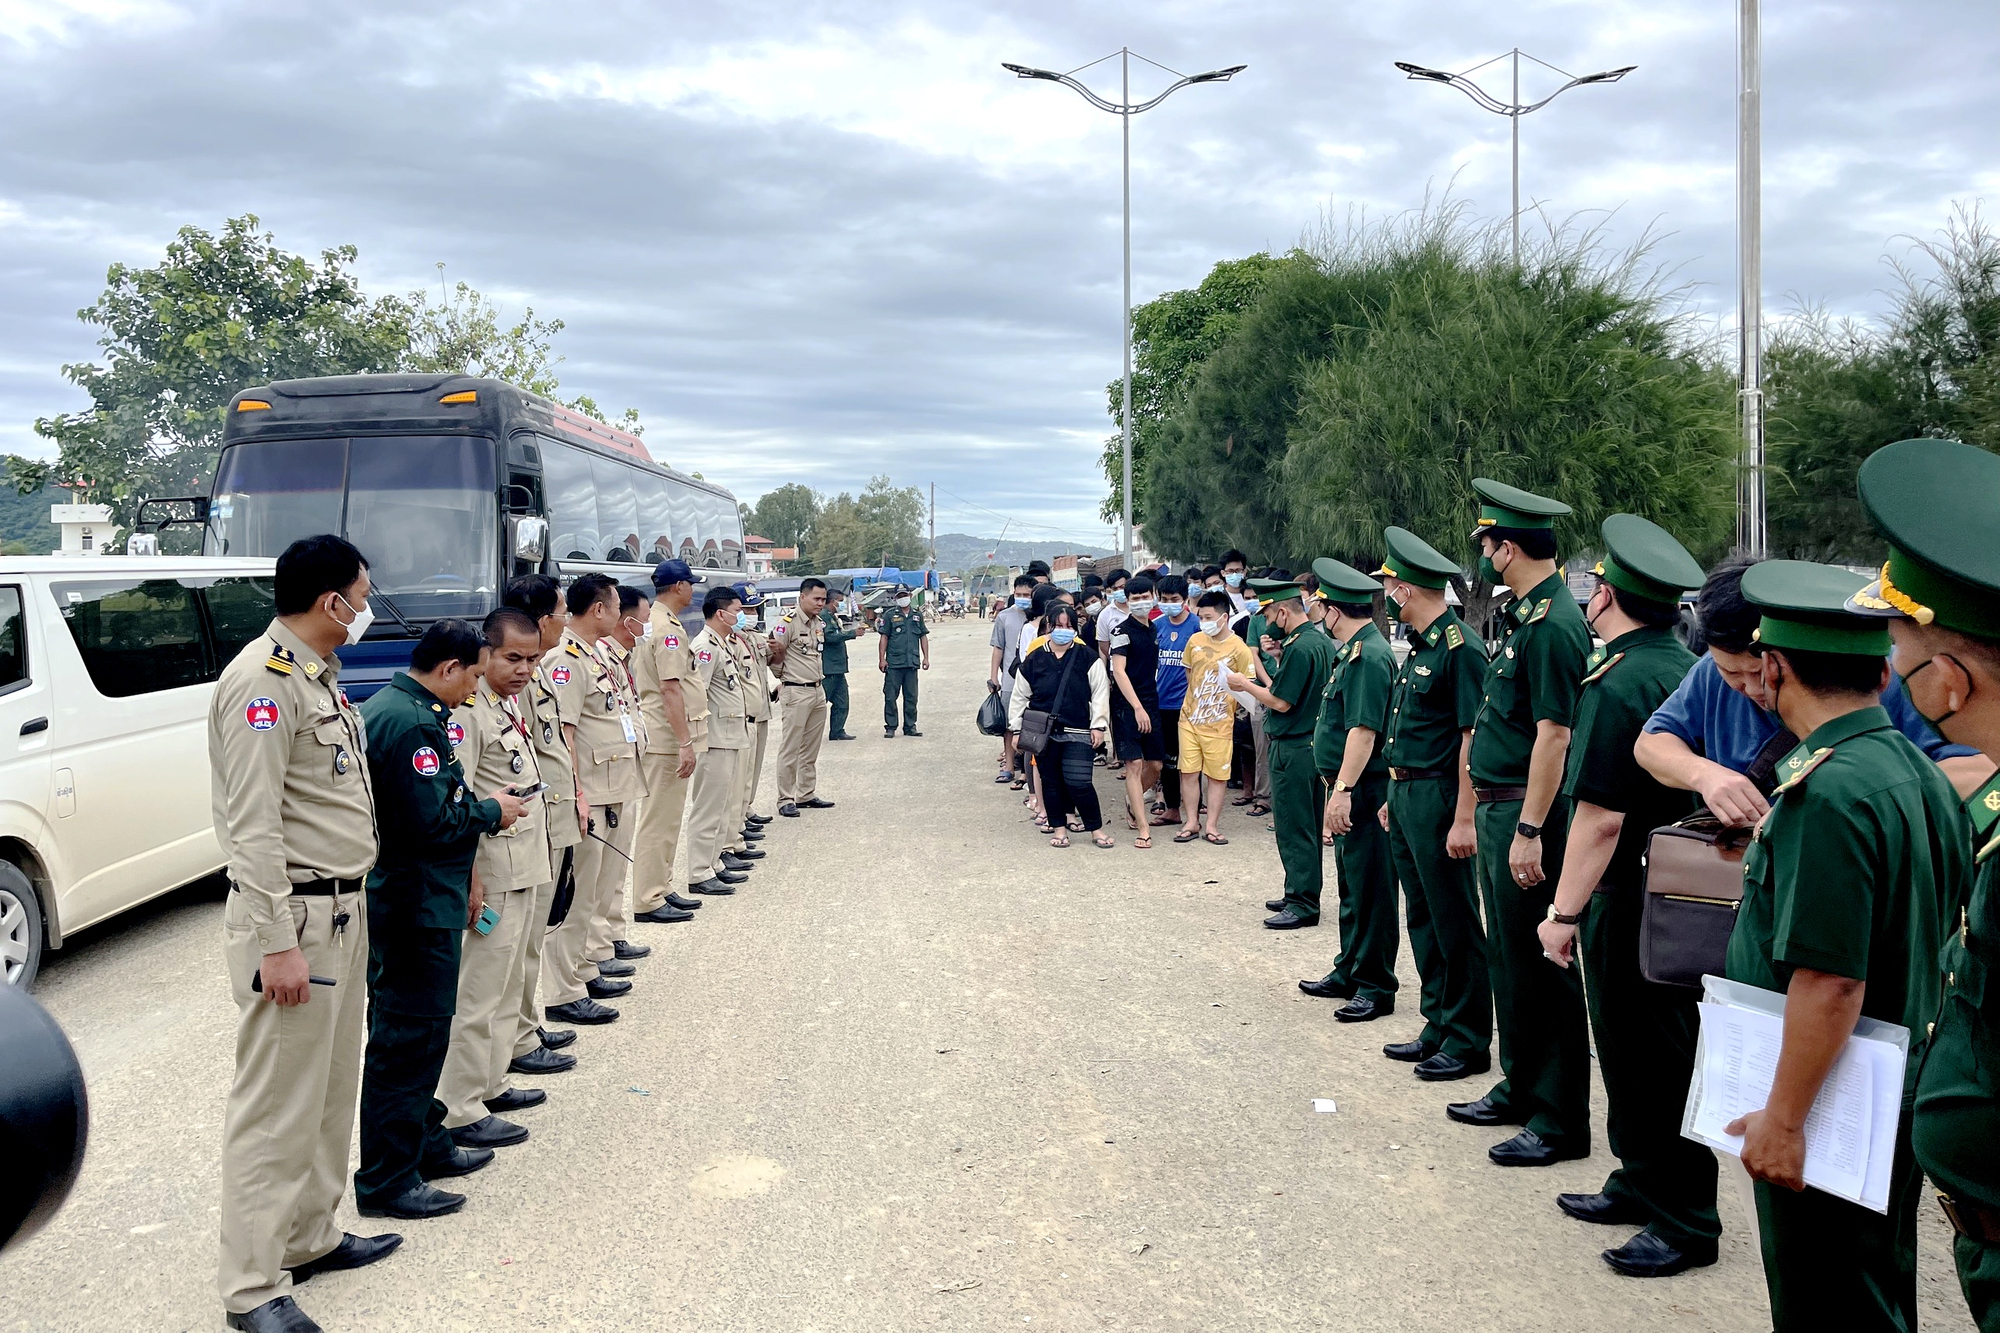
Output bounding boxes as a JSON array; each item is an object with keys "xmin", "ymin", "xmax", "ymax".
[
  {"xmin": 1395, "ymin": 59, "xmax": 1635, "ymax": 118},
  {"xmin": 1003, "ymin": 61, "xmax": 1245, "ymax": 116}
]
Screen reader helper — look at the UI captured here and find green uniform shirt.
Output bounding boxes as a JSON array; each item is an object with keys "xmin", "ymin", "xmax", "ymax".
[
  {"xmin": 1559, "ymin": 625, "xmax": 1698, "ymax": 889},
  {"xmin": 1914, "ymin": 774, "xmax": 2000, "ymax": 1208},
  {"xmin": 1725, "ymin": 706, "xmax": 1970, "ymax": 1088},
  {"xmin": 1383, "ymin": 610, "xmax": 1486, "ymax": 772},
  {"xmin": 820, "ymin": 608, "xmax": 857, "ymax": 674},
  {"xmin": 1468, "ymin": 572, "xmax": 1590, "ymax": 786},
  {"xmin": 359, "ymin": 672, "xmax": 503, "ymax": 930},
  {"xmin": 1261, "ymin": 620, "xmax": 1338, "ymax": 741},
  {"xmin": 879, "ymin": 606, "xmax": 928, "ymax": 668},
  {"xmin": 1313, "ymin": 621, "xmax": 1394, "ymax": 776}
]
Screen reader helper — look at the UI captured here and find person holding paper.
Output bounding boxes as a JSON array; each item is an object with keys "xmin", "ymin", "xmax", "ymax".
[
  {"xmin": 1848, "ymin": 438, "xmax": 2000, "ymax": 1332},
  {"xmin": 1722, "ymin": 560, "xmax": 1970, "ymax": 1333},
  {"xmin": 1535, "ymin": 516, "xmax": 1718, "ymax": 1278}
]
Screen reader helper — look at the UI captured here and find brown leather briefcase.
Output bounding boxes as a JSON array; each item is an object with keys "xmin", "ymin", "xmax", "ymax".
[{"xmin": 1639, "ymin": 816, "xmax": 1751, "ymax": 988}]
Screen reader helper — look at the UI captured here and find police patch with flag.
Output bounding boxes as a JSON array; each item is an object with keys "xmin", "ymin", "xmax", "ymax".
[
  {"xmin": 244, "ymin": 697, "xmax": 280, "ymax": 731},
  {"xmin": 412, "ymin": 747, "xmax": 441, "ymax": 777}
]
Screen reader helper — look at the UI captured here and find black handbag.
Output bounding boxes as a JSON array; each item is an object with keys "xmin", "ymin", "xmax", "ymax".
[
  {"xmin": 1018, "ymin": 649, "xmax": 1082, "ymax": 756},
  {"xmin": 1639, "ymin": 816, "xmax": 1750, "ymax": 988}
]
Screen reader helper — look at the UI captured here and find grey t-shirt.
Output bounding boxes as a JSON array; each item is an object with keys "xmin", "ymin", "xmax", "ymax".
[{"xmin": 991, "ymin": 605, "xmax": 1031, "ymax": 678}]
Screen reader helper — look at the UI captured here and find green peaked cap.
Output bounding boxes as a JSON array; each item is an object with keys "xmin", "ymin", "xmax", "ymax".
[
  {"xmin": 1741, "ymin": 560, "xmax": 1890, "ymax": 657},
  {"xmin": 1848, "ymin": 438, "xmax": 2000, "ymax": 637},
  {"xmin": 1596, "ymin": 514, "xmax": 1706, "ymax": 606},
  {"xmin": 1469, "ymin": 477, "xmax": 1570, "ymax": 539},
  {"xmin": 1244, "ymin": 577, "xmax": 1305, "ymax": 607},
  {"xmin": 1376, "ymin": 526, "xmax": 1458, "ymax": 590},
  {"xmin": 1310, "ymin": 557, "xmax": 1381, "ymax": 602}
]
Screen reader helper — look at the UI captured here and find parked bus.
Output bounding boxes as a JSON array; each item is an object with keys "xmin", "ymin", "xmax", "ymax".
[{"xmin": 141, "ymin": 373, "xmax": 743, "ymax": 697}]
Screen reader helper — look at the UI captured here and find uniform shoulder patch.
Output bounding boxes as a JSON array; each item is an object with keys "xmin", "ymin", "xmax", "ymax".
[
  {"xmin": 264, "ymin": 654, "xmax": 293, "ymax": 676},
  {"xmin": 1443, "ymin": 623, "xmax": 1465, "ymax": 650},
  {"xmin": 1526, "ymin": 598, "xmax": 1553, "ymax": 624},
  {"xmin": 1770, "ymin": 745, "xmax": 1835, "ymax": 797},
  {"xmin": 1581, "ymin": 651, "xmax": 1625, "ymax": 685},
  {"xmin": 563, "ymin": 641, "xmax": 584, "ymax": 657},
  {"xmin": 1965, "ymin": 771, "xmax": 2000, "ymax": 840}
]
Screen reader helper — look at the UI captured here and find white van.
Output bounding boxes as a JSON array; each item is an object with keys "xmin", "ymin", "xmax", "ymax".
[{"xmin": 0, "ymin": 555, "xmax": 278, "ymax": 988}]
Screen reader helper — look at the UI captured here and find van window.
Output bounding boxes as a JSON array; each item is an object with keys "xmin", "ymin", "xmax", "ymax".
[
  {"xmin": 51, "ymin": 579, "xmax": 209, "ymax": 697},
  {"xmin": 197, "ymin": 576, "xmax": 279, "ymax": 665},
  {"xmin": 0, "ymin": 587, "xmax": 26, "ymax": 694}
]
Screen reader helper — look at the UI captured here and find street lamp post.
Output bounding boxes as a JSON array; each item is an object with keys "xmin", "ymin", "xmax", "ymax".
[
  {"xmin": 1394, "ymin": 50, "xmax": 1635, "ymax": 266},
  {"xmin": 1736, "ymin": 0, "xmax": 1766, "ymax": 556},
  {"xmin": 1003, "ymin": 50, "xmax": 1246, "ymax": 572}
]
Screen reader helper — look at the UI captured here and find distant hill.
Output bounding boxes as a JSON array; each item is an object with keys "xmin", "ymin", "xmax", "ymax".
[
  {"xmin": 931, "ymin": 533, "xmax": 1114, "ymax": 572},
  {"xmin": 0, "ymin": 486, "xmax": 62, "ymax": 555}
]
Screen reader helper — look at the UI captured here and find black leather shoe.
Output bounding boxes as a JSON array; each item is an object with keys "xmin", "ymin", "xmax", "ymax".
[
  {"xmin": 884, "ymin": 729, "xmax": 896, "ymax": 738},
  {"xmin": 665, "ymin": 892, "xmax": 702, "ymax": 910},
  {"xmin": 1383, "ymin": 1039, "xmax": 1438, "ymax": 1062},
  {"xmin": 1266, "ymin": 899, "xmax": 1287, "ymax": 912},
  {"xmin": 357, "ymin": 1182, "xmax": 466, "ymax": 1220},
  {"xmin": 226, "ymin": 1296, "xmax": 324, "ymax": 1332},
  {"xmin": 1335, "ymin": 997, "xmax": 1391, "ymax": 1022},
  {"xmin": 585, "ymin": 976, "xmax": 632, "ymax": 1000},
  {"xmin": 1263, "ymin": 911, "xmax": 1318, "ymax": 930},
  {"xmin": 509, "ymin": 1047, "xmax": 576, "ymax": 1076},
  {"xmin": 451, "ymin": 1114, "xmax": 528, "ymax": 1149},
  {"xmin": 741, "ymin": 827, "xmax": 766, "ymax": 840},
  {"xmin": 537, "ymin": 1026, "xmax": 575, "ymax": 1050},
  {"xmin": 420, "ymin": 1144, "xmax": 494, "ymax": 1180},
  {"xmin": 748, "ymin": 813, "xmax": 773, "ymax": 825},
  {"xmin": 1489, "ymin": 1129, "xmax": 1587, "ymax": 1167},
  {"xmin": 799, "ymin": 796, "xmax": 837, "ymax": 808},
  {"xmin": 1602, "ymin": 1230, "xmax": 1715, "ymax": 1278},
  {"xmin": 1558, "ymin": 1192, "xmax": 1648, "ymax": 1225},
  {"xmin": 730, "ymin": 846, "xmax": 768, "ymax": 860},
  {"xmin": 1298, "ymin": 978, "xmax": 1355, "ymax": 999},
  {"xmin": 284, "ymin": 1232, "xmax": 403, "ymax": 1285},
  {"xmin": 484, "ymin": 1087, "xmax": 546, "ymax": 1114},
  {"xmin": 689, "ymin": 878, "xmax": 737, "ymax": 896},
  {"xmin": 831, "ymin": 732, "xmax": 856, "ymax": 740},
  {"xmin": 903, "ymin": 730, "xmax": 923, "ymax": 737},
  {"xmin": 613, "ymin": 939, "xmax": 651, "ymax": 960},
  {"xmin": 1446, "ymin": 1095, "xmax": 1514, "ymax": 1126},
  {"xmin": 545, "ymin": 998, "xmax": 618, "ymax": 1025},
  {"xmin": 779, "ymin": 803, "xmax": 801, "ymax": 817},
  {"xmin": 634, "ymin": 903, "xmax": 694, "ymax": 924},
  {"xmin": 715, "ymin": 869, "xmax": 748, "ymax": 885},
  {"xmin": 593, "ymin": 957, "xmax": 637, "ymax": 978},
  {"xmin": 720, "ymin": 854, "xmax": 756, "ymax": 872},
  {"xmin": 1415, "ymin": 1051, "xmax": 1490, "ymax": 1081}
]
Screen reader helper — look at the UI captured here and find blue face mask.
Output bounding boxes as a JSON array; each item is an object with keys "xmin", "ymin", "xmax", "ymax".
[
  {"xmin": 735, "ymin": 611, "xmax": 753, "ymax": 631},
  {"xmin": 1015, "ymin": 596, "xmax": 1032, "ymax": 610},
  {"xmin": 1049, "ymin": 628, "xmax": 1078, "ymax": 647},
  {"xmin": 1161, "ymin": 600, "xmax": 1187, "ymax": 620},
  {"xmin": 1110, "ymin": 588, "xmax": 1127, "ymax": 604},
  {"xmin": 1224, "ymin": 572, "xmax": 1243, "ymax": 589}
]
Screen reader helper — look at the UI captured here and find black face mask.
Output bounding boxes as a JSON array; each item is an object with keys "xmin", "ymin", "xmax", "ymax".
[{"xmin": 1898, "ymin": 653, "xmax": 1966, "ymax": 731}]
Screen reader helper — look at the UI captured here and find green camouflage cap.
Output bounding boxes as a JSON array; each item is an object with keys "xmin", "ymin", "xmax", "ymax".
[
  {"xmin": 1470, "ymin": 477, "xmax": 1571, "ymax": 539},
  {"xmin": 1310, "ymin": 557, "xmax": 1381, "ymax": 604},
  {"xmin": 1376, "ymin": 526, "xmax": 1459, "ymax": 590},
  {"xmin": 1595, "ymin": 514, "xmax": 1706, "ymax": 606},
  {"xmin": 1741, "ymin": 560, "xmax": 1891, "ymax": 657},
  {"xmin": 1848, "ymin": 438, "xmax": 2000, "ymax": 637}
]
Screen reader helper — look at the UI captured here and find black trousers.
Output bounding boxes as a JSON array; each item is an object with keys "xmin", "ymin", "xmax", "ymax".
[
  {"xmin": 1157, "ymin": 708, "xmax": 1183, "ymax": 810},
  {"xmin": 1040, "ymin": 736, "xmax": 1103, "ymax": 832},
  {"xmin": 355, "ymin": 924, "xmax": 462, "ymax": 1207}
]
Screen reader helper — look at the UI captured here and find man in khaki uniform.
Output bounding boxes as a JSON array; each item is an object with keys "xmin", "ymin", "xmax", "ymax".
[
  {"xmin": 632, "ymin": 560, "xmax": 704, "ymax": 925},
  {"xmin": 587, "ymin": 585, "xmax": 653, "ymax": 962},
  {"xmin": 773, "ymin": 577, "xmax": 838, "ymax": 818},
  {"xmin": 687, "ymin": 587, "xmax": 751, "ymax": 896},
  {"xmin": 210, "ymin": 535, "xmax": 388, "ymax": 1333},
  {"xmin": 542, "ymin": 574, "xmax": 645, "ymax": 1024},
  {"xmin": 436, "ymin": 609, "xmax": 550, "ymax": 1151},
  {"xmin": 733, "ymin": 583, "xmax": 776, "ymax": 835}
]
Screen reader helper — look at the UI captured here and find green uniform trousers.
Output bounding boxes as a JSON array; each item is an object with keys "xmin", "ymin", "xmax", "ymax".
[
  {"xmin": 1579, "ymin": 884, "xmax": 1719, "ymax": 1257},
  {"xmin": 1953, "ymin": 1234, "xmax": 2000, "ymax": 1333},
  {"xmin": 1754, "ymin": 1106, "xmax": 1922, "ymax": 1333},
  {"xmin": 1270, "ymin": 737, "xmax": 1324, "ymax": 920},
  {"xmin": 883, "ymin": 667, "xmax": 919, "ymax": 733},
  {"xmin": 1319, "ymin": 772, "xmax": 1398, "ymax": 1004},
  {"xmin": 1386, "ymin": 776, "xmax": 1491, "ymax": 1060},
  {"xmin": 1475, "ymin": 796, "xmax": 1590, "ymax": 1151},
  {"xmin": 355, "ymin": 922, "xmax": 462, "ymax": 1208},
  {"xmin": 822, "ymin": 672, "xmax": 849, "ymax": 737}
]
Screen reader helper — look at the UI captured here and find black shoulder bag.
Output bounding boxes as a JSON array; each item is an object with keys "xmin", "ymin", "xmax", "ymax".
[{"xmin": 1018, "ymin": 649, "xmax": 1083, "ymax": 757}]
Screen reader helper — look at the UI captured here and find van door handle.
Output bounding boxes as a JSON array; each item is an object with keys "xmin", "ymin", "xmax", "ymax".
[{"xmin": 20, "ymin": 717, "xmax": 47, "ymax": 735}]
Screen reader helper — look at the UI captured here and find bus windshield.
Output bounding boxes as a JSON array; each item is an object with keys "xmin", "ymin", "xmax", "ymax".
[{"xmin": 208, "ymin": 435, "xmax": 498, "ymax": 620}]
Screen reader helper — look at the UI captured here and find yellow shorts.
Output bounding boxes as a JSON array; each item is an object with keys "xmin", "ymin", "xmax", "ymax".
[{"xmin": 1178, "ymin": 723, "xmax": 1233, "ymax": 781}]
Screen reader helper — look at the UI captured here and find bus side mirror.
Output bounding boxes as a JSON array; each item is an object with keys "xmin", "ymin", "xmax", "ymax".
[{"xmin": 510, "ymin": 516, "xmax": 548, "ymax": 563}]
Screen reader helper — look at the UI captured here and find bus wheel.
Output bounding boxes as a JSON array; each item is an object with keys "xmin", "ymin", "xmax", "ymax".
[{"xmin": 0, "ymin": 862, "xmax": 43, "ymax": 990}]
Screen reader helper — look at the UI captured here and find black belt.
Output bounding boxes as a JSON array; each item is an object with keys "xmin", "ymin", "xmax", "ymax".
[
  {"xmin": 1473, "ymin": 785, "xmax": 1529, "ymax": 804},
  {"xmin": 1389, "ymin": 766, "xmax": 1451, "ymax": 782},
  {"xmin": 781, "ymin": 680, "xmax": 821, "ymax": 688},
  {"xmin": 1939, "ymin": 1191, "xmax": 2000, "ymax": 1244},
  {"xmin": 232, "ymin": 877, "xmax": 363, "ymax": 897}
]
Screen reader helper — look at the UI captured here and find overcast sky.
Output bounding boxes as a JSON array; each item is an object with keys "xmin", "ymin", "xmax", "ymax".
[{"xmin": 0, "ymin": 1, "xmax": 1993, "ymax": 548}]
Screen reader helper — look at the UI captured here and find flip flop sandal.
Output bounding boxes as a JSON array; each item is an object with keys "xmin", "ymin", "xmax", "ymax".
[
  {"xmin": 1231, "ymin": 794, "xmax": 1255, "ymax": 806},
  {"xmin": 1173, "ymin": 828, "xmax": 1201, "ymax": 843},
  {"xmin": 1010, "ymin": 779, "xmax": 1027, "ymax": 791},
  {"xmin": 995, "ymin": 771, "xmax": 1015, "ymax": 783},
  {"xmin": 1092, "ymin": 833, "xmax": 1116, "ymax": 849},
  {"xmin": 1203, "ymin": 832, "xmax": 1230, "ymax": 846},
  {"xmin": 1149, "ymin": 813, "xmax": 1181, "ymax": 827},
  {"xmin": 1248, "ymin": 803, "xmax": 1271, "ymax": 817},
  {"xmin": 1067, "ymin": 818, "xmax": 1085, "ymax": 832},
  {"xmin": 1049, "ymin": 833, "xmax": 1071, "ymax": 848},
  {"xmin": 1133, "ymin": 835, "xmax": 1153, "ymax": 849}
]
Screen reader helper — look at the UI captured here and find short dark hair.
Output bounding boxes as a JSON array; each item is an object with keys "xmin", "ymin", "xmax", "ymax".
[
  {"xmin": 1485, "ymin": 527, "xmax": 1558, "ymax": 561},
  {"xmin": 503, "ymin": 573, "xmax": 560, "ymax": 621},
  {"xmin": 1606, "ymin": 581, "xmax": 1684, "ymax": 629},
  {"xmin": 1220, "ymin": 550, "xmax": 1248, "ymax": 569},
  {"xmin": 703, "ymin": 587, "xmax": 740, "ymax": 619},
  {"xmin": 1126, "ymin": 574, "xmax": 1155, "ymax": 597},
  {"xmin": 1196, "ymin": 590, "xmax": 1234, "ymax": 614},
  {"xmin": 616, "ymin": 585, "xmax": 647, "ymax": 614},
  {"xmin": 800, "ymin": 577, "xmax": 827, "ymax": 595},
  {"xmin": 1025, "ymin": 560, "xmax": 1051, "ymax": 577},
  {"xmin": 275, "ymin": 534, "xmax": 368, "ymax": 616},
  {"xmin": 1769, "ymin": 645, "xmax": 1887, "ymax": 698},
  {"xmin": 1029, "ymin": 583, "xmax": 1065, "ymax": 615},
  {"xmin": 1012, "ymin": 574, "xmax": 1036, "ymax": 592},
  {"xmin": 1297, "ymin": 572, "xmax": 1320, "ymax": 596},
  {"xmin": 482, "ymin": 607, "xmax": 542, "ymax": 648},
  {"xmin": 1156, "ymin": 574, "xmax": 1189, "ymax": 598},
  {"xmin": 1105, "ymin": 568, "xmax": 1130, "ymax": 586},
  {"xmin": 1696, "ymin": 556, "xmax": 1762, "ymax": 654},
  {"xmin": 1042, "ymin": 603, "xmax": 1079, "ymax": 633},
  {"xmin": 1329, "ymin": 599, "xmax": 1374, "ymax": 620},
  {"xmin": 1201, "ymin": 565, "xmax": 1221, "ymax": 581},
  {"xmin": 411, "ymin": 618, "xmax": 485, "ymax": 673},
  {"xmin": 565, "ymin": 572, "xmax": 617, "ymax": 617}
]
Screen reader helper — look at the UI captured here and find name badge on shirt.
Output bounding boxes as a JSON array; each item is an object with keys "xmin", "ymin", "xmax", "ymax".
[{"xmin": 621, "ymin": 712, "xmax": 639, "ymax": 744}]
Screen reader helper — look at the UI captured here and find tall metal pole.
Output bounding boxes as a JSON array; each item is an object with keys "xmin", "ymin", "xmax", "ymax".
[
  {"xmin": 1510, "ymin": 49, "xmax": 1521, "ymax": 266},
  {"xmin": 1737, "ymin": 0, "xmax": 1766, "ymax": 555},
  {"xmin": 1119, "ymin": 48, "xmax": 1135, "ymax": 571}
]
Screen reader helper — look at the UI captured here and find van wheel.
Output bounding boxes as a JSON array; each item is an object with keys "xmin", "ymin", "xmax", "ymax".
[{"xmin": 0, "ymin": 862, "xmax": 44, "ymax": 990}]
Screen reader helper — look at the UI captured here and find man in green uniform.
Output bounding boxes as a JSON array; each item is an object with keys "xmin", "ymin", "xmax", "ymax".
[
  {"xmin": 355, "ymin": 620, "xmax": 525, "ymax": 1220},
  {"xmin": 1227, "ymin": 580, "xmax": 1338, "ymax": 929},
  {"xmin": 1449, "ymin": 478, "xmax": 1593, "ymax": 1167},
  {"xmin": 1301, "ymin": 558, "xmax": 1398, "ymax": 1017},
  {"xmin": 1350, "ymin": 527, "xmax": 1493, "ymax": 1081},
  {"xmin": 1534, "ymin": 516, "xmax": 1717, "ymax": 1277},
  {"xmin": 879, "ymin": 588, "xmax": 930, "ymax": 737},
  {"xmin": 1722, "ymin": 558, "xmax": 1969, "ymax": 1331},
  {"xmin": 1847, "ymin": 437, "xmax": 2000, "ymax": 1332},
  {"xmin": 821, "ymin": 597, "xmax": 863, "ymax": 740}
]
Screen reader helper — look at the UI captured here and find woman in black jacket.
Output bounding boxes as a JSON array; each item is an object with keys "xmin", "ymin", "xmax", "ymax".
[{"xmin": 1007, "ymin": 604, "xmax": 1113, "ymax": 847}]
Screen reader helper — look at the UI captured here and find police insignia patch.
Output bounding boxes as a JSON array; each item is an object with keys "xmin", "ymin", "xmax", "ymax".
[
  {"xmin": 551, "ymin": 666, "xmax": 572, "ymax": 685},
  {"xmin": 698, "ymin": 649, "xmax": 713, "ymax": 663},
  {"xmin": 244, "ymin": 697, "xmax": 280, "ymax": 730},
  {"xmin": 412, "ymin": 747, "xmax": 441, "ymax": 777},
  {"xmin": 446, "ymin": 720, "xmax": 466, "ymax": 748},
  {"xmin": 664, "ymin": 634, "xmax": 680, "ymax": 650}
]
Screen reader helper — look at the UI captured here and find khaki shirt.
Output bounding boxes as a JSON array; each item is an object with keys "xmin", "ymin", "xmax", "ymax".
[
  {"xmin": 737, "ymin": 630, "xmax": 774, "ymax": 722},
  {"xmin": 544, "ymin": 629, "xmax": 645, "ymax": 805},
  {"xmin": 772, "ymin": 606, "xmax": 825, "ymax": 684},
  {"xmin": 451, "ymin": 687, "xmax": 551, "ymax": 892},
  {"xmin": 599, "ymin": 638, "xmax": 649, "ymax": 751},
  {"xmin": 208, "ymin": 619, "xmax": 378, "ymax": 955},
  {"xmin": 524, "ymin": 661, "xmax": 582, "ymax": 851},
  {"xmin": 633, "ymin": 603, "xmax": 703, "ymax": 755},
  {"xmin": 692, "ymin": 625, "xmax": 749, "ymax": 750}
]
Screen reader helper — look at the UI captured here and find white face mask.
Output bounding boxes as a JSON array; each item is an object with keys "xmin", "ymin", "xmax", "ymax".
[
  {"xmin": 333, "ymin": 592, "xmax": 374, "ymax": 646},
  {"xmin": 1127, "ymin": 597, "xmax": 1155, "ymax": 616},
  {"xmin": 896, "ymin": 596, "xmax": 912, "ymax": 608},
  {"xmin": 1200, "ymin": 618, "xmax": 1225, "ymax": 638}
]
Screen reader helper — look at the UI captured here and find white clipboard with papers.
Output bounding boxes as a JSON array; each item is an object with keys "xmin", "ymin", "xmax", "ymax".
[{"xmin": 1681, "ymin": 974, "xmax": 1909, "ymax": 1215}]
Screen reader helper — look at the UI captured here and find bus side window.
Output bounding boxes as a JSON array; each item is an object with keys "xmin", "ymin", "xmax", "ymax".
[{"xmin": 541, "ymin": 437, "xmax": 599, "ymax": 563}]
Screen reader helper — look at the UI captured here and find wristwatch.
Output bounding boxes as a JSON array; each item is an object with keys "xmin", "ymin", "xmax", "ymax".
[
  {"xmin": 1516, "ymin": 820, "xmax": 1542, "ymax": 840},
  {"xmin": 1330, "ymin": 779, "xmax": 1351, "ymax": 794},
  {"xmin": 1546, "ymin": 903, "xmax": 1584, "ymax": 926}
]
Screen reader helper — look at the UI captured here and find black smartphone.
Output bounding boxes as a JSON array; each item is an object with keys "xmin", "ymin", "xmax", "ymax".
[{"xmin": 507, "ymin": 781, "xmax": 549, "ymax": 798}]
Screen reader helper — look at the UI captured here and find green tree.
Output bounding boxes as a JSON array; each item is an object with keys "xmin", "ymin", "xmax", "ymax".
[
  {"xmin": 749, "ymin": 482, "xmax": 822, "ymax": 550},
  {"xmin": 805, "ymin": 476, "xmax": 925, "ymax": 570}
]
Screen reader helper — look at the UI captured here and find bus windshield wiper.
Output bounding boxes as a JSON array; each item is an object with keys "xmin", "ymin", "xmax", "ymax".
[{"xmin": 367, "ymin": 591, "xmax": 419, "ymax": 637}]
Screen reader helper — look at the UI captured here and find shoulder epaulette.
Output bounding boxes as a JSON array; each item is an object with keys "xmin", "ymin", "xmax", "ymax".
[
  {"xmin": 1770, "ymin": 745, "xmax": 1835, "ymax": 797},
  {"xmin": 1444, "ymin": 623, "xmax": 1465, "ymax": 650},
  {"xmin": 1581, "ymin": 651, "xmax": 1625, "ymax": 686},
  {"xmin": 1526, "ymin": 597, "xmax": 1553, "ymax": 624},
  {"xmin": 564, "ymin": 641, "xmax": 584, "ymax": 657},
  {"xmin": 1966, "ymin": 772, "xmax": 2000, "ymax": 841},
  {"xmin": 264, "ymin": 641, "xmax": 295, "ymax": 676}
]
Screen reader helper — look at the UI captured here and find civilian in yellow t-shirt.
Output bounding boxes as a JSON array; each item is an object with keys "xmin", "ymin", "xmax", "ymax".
[{"xmin": 1177, "ymin": 590, "xmax": 1257, "ymax": 844}]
